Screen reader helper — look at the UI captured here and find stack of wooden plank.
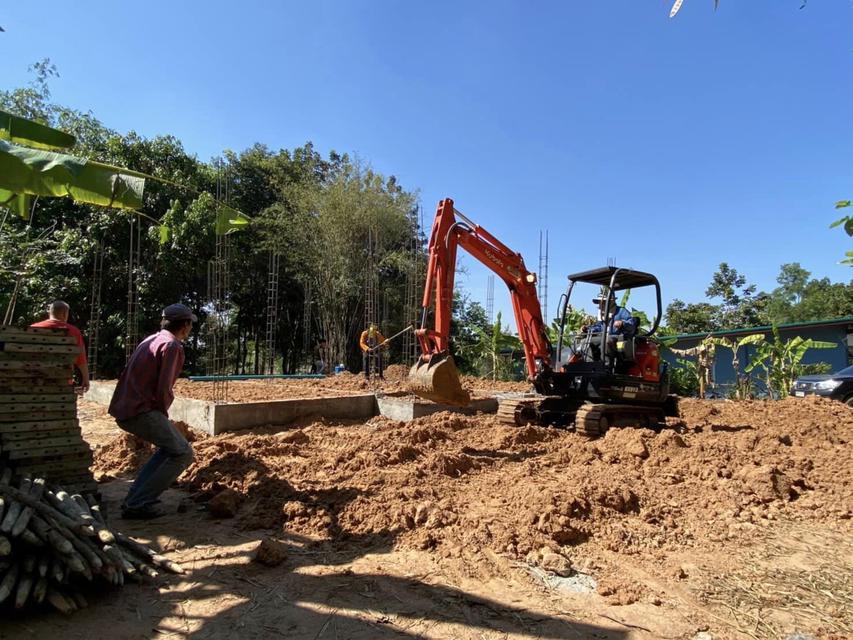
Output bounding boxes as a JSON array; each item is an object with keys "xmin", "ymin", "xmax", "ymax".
[{"xmin": 0, "ymin": 326, "xmax": 94, "ymax": 493}]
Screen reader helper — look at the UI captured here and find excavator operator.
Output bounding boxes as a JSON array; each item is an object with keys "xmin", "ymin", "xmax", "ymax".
[{"xmin": 583, "ymin": 294, "xmax": 637, "ymax": 361}]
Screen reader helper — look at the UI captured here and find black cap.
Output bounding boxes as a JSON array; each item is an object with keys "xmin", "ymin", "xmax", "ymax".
[{"xmin": 162, "ymin": 303, "xmax": 198, "ymax": 323}]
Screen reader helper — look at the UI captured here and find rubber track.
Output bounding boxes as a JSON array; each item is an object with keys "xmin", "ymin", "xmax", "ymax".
[
  {"xmin": 496, "ymin": 398, "xmax": 538, "ymax": 427},
  {"xmin": 575, "ymin": 402, "xmax": 665, "ymax": 437}
]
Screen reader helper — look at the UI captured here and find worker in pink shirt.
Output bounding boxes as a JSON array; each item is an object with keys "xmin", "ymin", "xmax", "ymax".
[
  {"xmin": 30, "ymin": 300, "xmax": 90, "ymax": 392},
  {"xmin": 109, "ymin": 303, "xmax": 197, "ymax": 519}
]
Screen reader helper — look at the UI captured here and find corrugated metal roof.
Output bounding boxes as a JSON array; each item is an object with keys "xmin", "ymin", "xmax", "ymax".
[{"xmin": 671, "ymin": 316, "xmax": 853, "ymax": 341}]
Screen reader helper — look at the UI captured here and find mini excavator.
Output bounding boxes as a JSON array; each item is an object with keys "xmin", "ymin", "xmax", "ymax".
[{"xmin": 408, "ymin": 198, "xmax": 677, "ymax": 435}]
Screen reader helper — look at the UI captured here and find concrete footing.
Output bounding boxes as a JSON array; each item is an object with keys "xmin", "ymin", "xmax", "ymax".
[
  {"xmin": 375, "ymin": 393, "xmax": 498, "ymax": 421},
  {"xmin": 85, "ymin": 381, "xmax": 499, "ymax": 436}
]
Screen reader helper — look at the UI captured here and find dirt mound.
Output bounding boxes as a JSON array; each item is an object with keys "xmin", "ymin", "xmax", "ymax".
[
  {"xmin": 92, "ymin": 433, "xmax": 154, "ymax": 479},
  {"xmin": 93, "ymin": 398, "xmax": 852, "ymax": 566},
  {"xmin": 169, "ymin": 370, "xmax": 528, "ymax": 403}
]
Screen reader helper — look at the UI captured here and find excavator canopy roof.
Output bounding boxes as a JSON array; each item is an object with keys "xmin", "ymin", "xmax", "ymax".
[{"xmin": 566, "ymin": 266, "xmax": 659, "ymax": 291}]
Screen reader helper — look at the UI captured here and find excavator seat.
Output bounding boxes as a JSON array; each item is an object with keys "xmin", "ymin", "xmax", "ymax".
[{"xmin": 615, "ymin": 336, "xmax": 638, "ymax": 363}]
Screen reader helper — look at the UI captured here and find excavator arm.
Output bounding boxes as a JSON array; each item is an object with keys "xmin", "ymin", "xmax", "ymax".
[{"xmin": 409, "ymin": 198, "xmax": 552, "ymax": 405}]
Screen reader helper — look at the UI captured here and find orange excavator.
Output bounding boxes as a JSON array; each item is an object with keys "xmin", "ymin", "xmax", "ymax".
[{"xmin": 409, "ymin": 198, "xmax": 676, "ymax": 435}]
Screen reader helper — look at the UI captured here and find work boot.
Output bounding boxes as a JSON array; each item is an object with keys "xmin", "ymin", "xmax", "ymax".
[{"xmin": 121, "ymin": 503, "xmax": 165, "ymax": 520}]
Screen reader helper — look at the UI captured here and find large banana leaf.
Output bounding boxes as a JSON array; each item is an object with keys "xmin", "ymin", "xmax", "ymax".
[
  {"xmin": 0, "ymin": 109, "xmax": 76, "ymax": 150},
  {"xmin": 215, "ymin": 204, "xmax": 250, "ymax": 235},
  {"xmin": 0, "ymin": 139, "xmax": 145, "ymax": 217}
]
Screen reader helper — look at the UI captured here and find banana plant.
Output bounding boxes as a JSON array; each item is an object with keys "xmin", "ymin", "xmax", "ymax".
[
  {"xmin": 831, "ymin": 200, "xmax": 853, "ymax": 265},
  {"xmin": 710, "ymin": 333, "xmax": 764, "ymax": 399},
  {"xmin": 745, "ymin": 325, "xmax": 836, "ymax": 399},
  {"xmin": 468, "ymin": 311, "xmax": 522, "ymax": 381}
]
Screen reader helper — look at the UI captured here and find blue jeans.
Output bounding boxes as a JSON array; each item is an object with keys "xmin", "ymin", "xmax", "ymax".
[{"xmin": 117, "ymin": 411, "xmax": 194, "ymax": 510}]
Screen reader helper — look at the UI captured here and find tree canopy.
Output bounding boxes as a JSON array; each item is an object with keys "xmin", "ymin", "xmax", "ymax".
[{"xmin": 1, "ymin": 60, "xmax": 424, "ymax": 377}]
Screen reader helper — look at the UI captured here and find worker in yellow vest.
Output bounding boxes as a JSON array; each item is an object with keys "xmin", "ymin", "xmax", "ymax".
[{"xmin": 359, "ymin": 323, "xmax": 386, "ymax": 380}]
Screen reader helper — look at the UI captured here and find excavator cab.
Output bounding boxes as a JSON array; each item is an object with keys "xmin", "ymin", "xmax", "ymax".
[{"xmin": 554, "ymin": 266, "xmax": 666, "ymax": 393}]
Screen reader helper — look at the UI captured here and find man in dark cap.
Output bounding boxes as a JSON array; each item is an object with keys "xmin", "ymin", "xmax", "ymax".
[{"xmin": 109, "ymin": 303, "xmax": 197, "ymax": 519}]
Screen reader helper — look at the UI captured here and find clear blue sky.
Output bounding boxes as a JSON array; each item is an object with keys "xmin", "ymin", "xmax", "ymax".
[{"xmin": 2, "ymin": 1, "xmax": 852, "ymax": 324}]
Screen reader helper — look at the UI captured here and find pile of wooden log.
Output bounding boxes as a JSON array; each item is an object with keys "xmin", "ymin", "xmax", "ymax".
[
  {"xmin": 0, "ymin": 466, "xmax": 183, "ymax": 612},
  {"xmin": 0, "ymin": 325, "xmax": 95, "ymax": 492}
]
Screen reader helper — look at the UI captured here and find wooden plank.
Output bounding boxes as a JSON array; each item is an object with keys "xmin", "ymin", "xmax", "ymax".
[
  {"xmin": 0, "ymin": 325, "xmax": 67, "ymax": 336},
  {"xmin": 0, "ymin": 410, "xmax": 75, "ymax": 423},
  {"xmin": 7, "ymin": 442, "xmax": 91, "ymax": 460},
  {"xmin": 0, "ymin": 402, "xmax": 76, "ymax": 415},
  {"xmin": 17, "ymin": 448, "xmax": 92, "ymax": 462},
  {"xmin": 0, "ymin": 400, "xmax": 75, "ymax": 411},
  {"xmin": 10, "ymin": 458, "xmax": 92, "ymax": 474},
  {"xmin": 0, "ymin": 353, "xmax": 77, "ymax": 367},
  {"xmin": 0, "ymin": 360, "xmax": 71, "ymax": 371},
  {"xmin": 18, "ymin": 453, "xmax": 93, "ymax": 468},
  {"xmin": 0, "ymin": 384, "xmax": 73, "ymax": 394},
  {"xmin": 3, "ymin": 435, "xmax": 85, "ymax": 451},
  {"xmin": 0, "ymin": 342, "xmax": 80, "ymax": 354},
  {"xmin": 0, "ymin": 419, "xmax": 78, "ymax": 434},
  {"xmin": 0, "ymin": 385, "xmax": 77, "ymax": 404},
  {"xmin": 0, "ymin": 326, "xmax": 75, "ymax": 343},
  {"xmin": 1, "ymin": 427, "xmax": 81, "ymax": 441}
]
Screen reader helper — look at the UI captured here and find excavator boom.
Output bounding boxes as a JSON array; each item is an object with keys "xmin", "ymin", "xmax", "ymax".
[{"xmin": 409, "ymin": 199, "xmax": 552, "ymax": 405}]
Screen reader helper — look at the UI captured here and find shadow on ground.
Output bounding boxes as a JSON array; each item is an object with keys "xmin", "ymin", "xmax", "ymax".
[{"xmin": 4, "ymin": 466, "xmax": 629, "ymax": 640}]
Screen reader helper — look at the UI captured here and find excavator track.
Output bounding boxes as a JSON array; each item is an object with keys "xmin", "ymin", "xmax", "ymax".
[
  {"xmin": 575, "ymin": 403, "xmax": 665, "ymax": 437},
  {"xmin": 496, "ymin": 398, "xmax": 539, "ymax": 427}
]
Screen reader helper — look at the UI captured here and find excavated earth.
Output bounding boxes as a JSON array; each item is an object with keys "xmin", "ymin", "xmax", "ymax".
[
  {"xmin": 171, "ymin": 364, "xmax": 530, "ymax": 402},
  {"xmin": 85, "ymin": 394, "xmax": 853, "ymax": 639}
]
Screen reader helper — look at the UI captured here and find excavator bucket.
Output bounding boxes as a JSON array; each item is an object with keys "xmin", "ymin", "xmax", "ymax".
[{"xmin": 408, "ymin": 353, "xmax": 471, "ymax": 406}]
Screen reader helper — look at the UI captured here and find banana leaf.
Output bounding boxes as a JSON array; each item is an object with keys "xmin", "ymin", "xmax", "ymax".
[
  {"xmin": 0, "ymin": 140, "xmax": 145, "ymax": 217},
  {"xmin": 215, "ymin": 204, "xmax": 250, "ymax": 235},
  {"xmin": 0, "ymin": 109, "xmax": 76, "ymax": 150}
]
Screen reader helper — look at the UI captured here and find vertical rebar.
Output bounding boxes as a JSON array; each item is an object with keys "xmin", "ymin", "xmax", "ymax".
[
  {"xmin": 88, "ymin": 236, "xmax": 104, "ymax": 380},
  {"xmin": 538, "ymin": 229, "xmax": 549, "ymax": 322},
  {"xmin": 208, "ymin": 160, "xmax": 231, "ymax": 403},
  {"xmin": 486, "ymin": 275, "xmax": 495, "ymax": 325},
  {"xmin": 264, "ymin": 250, "xmax": 281, "ymax": 375},
  {"xmin": 302, "ymin": 279, "xmax": 312, "ymax": 372},
  {"xmin": 125, "ymin": 215, "xmax": 140, "ymax": 364},
  {"xmin": 364, "ymin": 227, "xmax": 379, "ymax": 383}
]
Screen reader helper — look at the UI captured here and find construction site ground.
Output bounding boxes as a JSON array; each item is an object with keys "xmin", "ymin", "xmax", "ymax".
[
  {"xmin": 7, "ymin": 392, "xmax": 852, "ymax": 640},
  {"xmin": 171, "ymin": 364, "xmax": 529, "ymax": 402}
]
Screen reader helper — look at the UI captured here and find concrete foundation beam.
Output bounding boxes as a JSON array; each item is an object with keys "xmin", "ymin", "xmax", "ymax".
[
  {"xmin": 85, "ymin": 382, "xmax": 499, "ymax": 436},
  {"xmin": 375, "ymin": 393, "xmax": 498, "ymax": 421}
]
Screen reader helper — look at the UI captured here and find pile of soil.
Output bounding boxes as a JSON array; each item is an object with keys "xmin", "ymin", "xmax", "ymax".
[
  {"xmin": 94, "ymin": 396, "xmax": 848, "ymax": 559},
  {"xmin": 173, "ymin": 368, "xmax": 533, "ymax": 403},
  {"xmin": 92, "ymin": 420, "xmax": 201, "ymax": 480}
]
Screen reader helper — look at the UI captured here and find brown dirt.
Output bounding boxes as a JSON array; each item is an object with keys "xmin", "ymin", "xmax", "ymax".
[
  {"xmin": 83, "ymin": 397, "xmax": 204, "ymax": 480},
  {"xmin": 85, "ymin": 395, "xmax": 853, "ymax": 638},
  {"xmin": 171, "ymin": 366, "xmax": 533, "ymax": 403}
]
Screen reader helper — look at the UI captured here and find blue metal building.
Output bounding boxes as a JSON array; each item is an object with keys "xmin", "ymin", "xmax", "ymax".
[{"xmin": 662, "ymin": 316, "xmax": 853, "ymax": 394}]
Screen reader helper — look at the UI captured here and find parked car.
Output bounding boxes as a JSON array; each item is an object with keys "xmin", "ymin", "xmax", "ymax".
[{"xmin": 791, "ymin": 365, "xmax": 853, "ymax": 405}]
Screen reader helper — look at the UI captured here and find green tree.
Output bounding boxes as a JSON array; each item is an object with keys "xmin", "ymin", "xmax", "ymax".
[
  {"xmin": 706, "ymin": 263, "xmax": 767, "ymax": 329},
  {"xmin": 449, "ymin": 294, "xmax": 490, "ymax": 375},
  {"xmin": 665, "ymin": 299, "xmax": 717, "ymax": 334}
]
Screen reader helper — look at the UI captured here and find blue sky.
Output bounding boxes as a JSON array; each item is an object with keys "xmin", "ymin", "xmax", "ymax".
[{"xmin": 2, "ymin": 0, "xmax": 852, "ymax": 324}]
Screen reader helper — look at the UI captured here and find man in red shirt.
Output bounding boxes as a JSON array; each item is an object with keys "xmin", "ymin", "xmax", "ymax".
[
  {"xmin": 109, "ymin": 303, "xmax": 197, "ymax": 519},
  {"xmin": 30, "ymin": 300, "xmax": 90, "ymax": 392}
]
